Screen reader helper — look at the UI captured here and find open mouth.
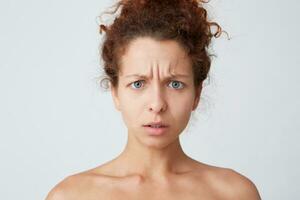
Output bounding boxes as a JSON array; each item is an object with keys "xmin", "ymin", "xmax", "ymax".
[
  {"xmin": 142, "ymin": 125, "xmax": 169, "ymax": 135},
  {"xmin": 143, "ymin": 125, "xmax": 168, "ymax": 128}
]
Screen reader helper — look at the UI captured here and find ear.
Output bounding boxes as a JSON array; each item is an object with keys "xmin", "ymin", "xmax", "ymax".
[
  {"xmin": 111, "ymin": 86, "xmax": 121, "ymax": 111},
  {"xmin": 192, "ymin": 84, "xmax": 202, "ymax": 111}
]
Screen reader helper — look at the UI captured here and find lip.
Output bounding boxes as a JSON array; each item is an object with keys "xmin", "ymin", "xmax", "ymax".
[
  {"xmin": 144, "ymin": 121, "xmax": 169, "ymax": 127},
  {"xmin": 142, "ymin": 124, "xmax": 169, "ymax": 136}
]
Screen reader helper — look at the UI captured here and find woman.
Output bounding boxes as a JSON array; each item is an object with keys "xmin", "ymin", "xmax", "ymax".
[{"xmin": 46, "ymin": 0, "xmax": 261, "ymax": 199}]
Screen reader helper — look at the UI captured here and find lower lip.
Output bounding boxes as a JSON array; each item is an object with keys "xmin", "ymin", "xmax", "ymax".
[{"xmin": 143, "ymin": 126, "xmax": 169, "ymax": 136}]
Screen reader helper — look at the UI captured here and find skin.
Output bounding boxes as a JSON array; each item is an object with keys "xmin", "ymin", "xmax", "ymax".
[{"xmin": 46, "ymin": 37, "xmax": 261, "ymax": 200}]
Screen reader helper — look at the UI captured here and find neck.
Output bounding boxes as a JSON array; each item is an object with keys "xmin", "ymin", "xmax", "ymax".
[{"xmin": 113, "ymin": 130, "xmax": 192, "ymax": 181}]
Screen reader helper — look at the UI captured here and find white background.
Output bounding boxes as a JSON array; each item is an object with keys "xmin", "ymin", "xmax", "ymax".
[{"xmin": 0, "ymin": 0, "xmax": 299, "ymax": 199}]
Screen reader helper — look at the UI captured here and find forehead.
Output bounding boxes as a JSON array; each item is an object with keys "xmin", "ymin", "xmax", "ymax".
[{"xmin": 119, "ymin": 37, "xmax": 192, "ymax": 76}]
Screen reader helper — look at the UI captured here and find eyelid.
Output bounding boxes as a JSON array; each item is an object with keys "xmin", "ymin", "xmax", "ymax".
[
  {"xmin": 129, "ymin": 80, "xmax": 185, "ymax": 89},
  {"xmin": 168, "ymin": 80, "xmax": 185, "ymax": 89}
]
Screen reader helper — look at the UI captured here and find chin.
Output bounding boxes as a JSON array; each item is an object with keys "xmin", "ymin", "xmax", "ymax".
[{"xmin": 135, "ymin": 131, "xmax": 180, "ymax": 149}]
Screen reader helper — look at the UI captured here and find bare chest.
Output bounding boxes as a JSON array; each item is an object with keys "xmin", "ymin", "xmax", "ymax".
[
  {"xmin": 78, "ymin": 180, "xmax": 221, "ymax": 200},
  {"xmin": 102, "ymin": 189, "xmax": 219, "ymax": 200}
]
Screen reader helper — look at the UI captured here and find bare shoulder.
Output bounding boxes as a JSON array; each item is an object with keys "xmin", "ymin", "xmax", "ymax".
[
  {"xmin": 199, "ymin": 164, "xmax": 261, "ymax": 200},
  {"xmin": 45, "ymin": 171, "xmax": 109, "ymax": 200},
  {"xmin": 45, "ymin": 175, "xmax": 76, "ymax": 200},
  {"xmin": 226, "ymin": 168, "xmax": 261, "ymax": 200}
]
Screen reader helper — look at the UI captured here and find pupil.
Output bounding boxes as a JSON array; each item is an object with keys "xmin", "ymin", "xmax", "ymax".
[
  {"xmin": 134, "ymin": 81, "xmax": 141, "ymax": 88},
  {"xmin": 173, "ymin": 81, "xmax": 179, "ymax": 88},
  {"xmin": 134, "ymin": 81, "xmax": 180, "ymax": 89}
]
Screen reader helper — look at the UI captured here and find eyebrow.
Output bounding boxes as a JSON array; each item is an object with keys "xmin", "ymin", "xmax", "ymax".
[{"xmin": 124, "ymin": 73, "xmax": 190, "ymax": 79}]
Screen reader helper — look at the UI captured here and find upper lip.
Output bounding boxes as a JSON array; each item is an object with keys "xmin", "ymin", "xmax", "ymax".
[{"xmin": 143, "ymin": 122, "xmax": 169, "ymax": 127}]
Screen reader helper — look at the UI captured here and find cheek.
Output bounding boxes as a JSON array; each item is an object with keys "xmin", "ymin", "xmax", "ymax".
[
  {"xmin": 170, "ymin": 92, "xmax": 194, "ymax": 111},
  {"xmin": 118, "ymin": 94, "xmax": 143, "ymax": 126},
  {"xmin": 176, "ymin": 101, "xmax": 193, "ymax": 119},
  {"xmin": 168, "ymin": 93, "xmax": 194, "ymax": 122}
]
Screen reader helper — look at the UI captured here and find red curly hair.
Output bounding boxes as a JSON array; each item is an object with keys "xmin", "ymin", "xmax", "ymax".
[{"xmin": 98, "ymin": 0, "xmax": 228, "ymax": 90}]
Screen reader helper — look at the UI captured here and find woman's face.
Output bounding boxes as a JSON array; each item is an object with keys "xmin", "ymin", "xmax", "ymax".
[{"xmin": 111, "ymin": 37, "xmax": 202, "ymax": 148}]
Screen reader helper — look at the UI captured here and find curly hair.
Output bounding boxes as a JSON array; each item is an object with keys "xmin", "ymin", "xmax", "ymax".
[{"xmin": 97, "ymin": 0, "xmax": 228, "ymax": 90}]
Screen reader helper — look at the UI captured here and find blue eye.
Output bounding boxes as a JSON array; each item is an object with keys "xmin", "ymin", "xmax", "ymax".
[
  {"xmin": 169, "ymin": 80, "xmax": 184, "ymax": 89},
  {"xmin": 130, "ymin": 80, "xmax": 144, "ymax": 89},
  {"xmin": 129, "ymin": 80, "xmax": 184, "ymax": 90}
]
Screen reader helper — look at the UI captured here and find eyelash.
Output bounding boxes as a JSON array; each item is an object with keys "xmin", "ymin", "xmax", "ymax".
[{"xmin": 129, "ymin": 80, "xmax": 185, "ymax": 90}]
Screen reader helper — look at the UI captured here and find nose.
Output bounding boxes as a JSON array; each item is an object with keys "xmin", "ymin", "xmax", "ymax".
[{"xmin": 148, "ymin": 84, "xmax": 167, "ymax": 113}]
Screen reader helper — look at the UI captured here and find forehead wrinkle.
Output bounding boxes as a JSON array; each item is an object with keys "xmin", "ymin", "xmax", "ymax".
[
  {"xmin": 155, "ymin": 58, "xmax": 176, "ymax": 79},
  {"xmin": 124, "ymin": 59, "xmax": 188, "ymax": 80},
  {"xmin": 149, "ymin": 59, "xmax": 171, "ymax": 81},
  {"xmin": 122, "ymin": 51, "xmax": 191, "ymax": 80}
]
